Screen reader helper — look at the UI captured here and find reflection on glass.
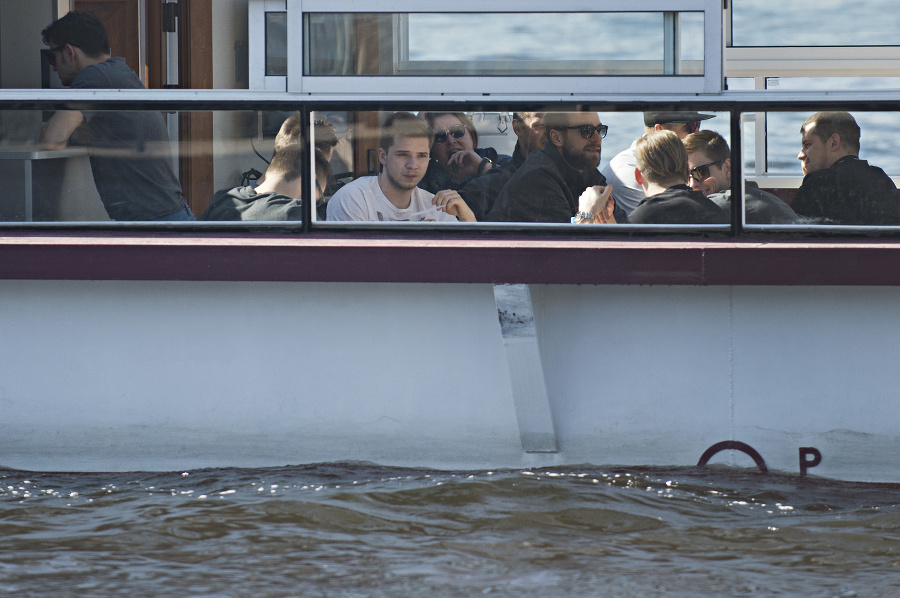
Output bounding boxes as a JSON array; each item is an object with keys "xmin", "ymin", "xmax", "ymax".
[
  {"xmin": 265, "ymin": 12, "xmax": 288, "ymax": 76},
  {"xmin": 732, "ymin": 0, "xmax": 900, "ymax": 47},
  {"xmin": 306, "ymin": 12, "xmax": 704, "ymax": 76},
  {"xmin": 0, "ymin": 110, "xmax": 311, "ymax": 224}
]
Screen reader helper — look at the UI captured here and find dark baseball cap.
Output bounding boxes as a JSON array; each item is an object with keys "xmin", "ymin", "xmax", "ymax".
[{"xmin": 643, "ymin": 111, "xmax": 716, "ymax": 126}]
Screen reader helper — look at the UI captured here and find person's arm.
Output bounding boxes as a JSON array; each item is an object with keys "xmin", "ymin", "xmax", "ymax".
[
  {"xmin": 40, "ymin": 110, "xmax": 84, "ymax": 150},
  {"xmin": 433, "ymin": 189, "xmax": 476, "ymax": 222},
  {"xmin": 573, "ymin": 185, "xmax": 616, "ymax": 224},
  {"xmin": 447, "ymin": 150, "xmax": 492, "ymax": 179}
]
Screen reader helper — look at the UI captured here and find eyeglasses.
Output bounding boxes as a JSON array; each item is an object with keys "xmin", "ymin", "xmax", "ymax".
[
  {"xmin": 46, "ymin": 45, "xmax": 66, "ymax": 67},
  {"xmin": 559, "ymin": 124, "xmax": 608, "ymax": 139},
  {"xmin": 689, "ymin": 160, "xmax": 725, "ymax": 183},
  {"xmin": 433, "ymin": 125, "xmax": 467, "ymax": 144}
]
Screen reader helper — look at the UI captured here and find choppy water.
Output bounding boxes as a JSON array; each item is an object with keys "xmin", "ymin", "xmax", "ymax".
[{"xmin": 3, "ymin": 464, "xmax": 900, "ymax": 596}]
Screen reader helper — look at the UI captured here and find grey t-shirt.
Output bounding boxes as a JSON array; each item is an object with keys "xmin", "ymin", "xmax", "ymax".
[{"xmin": 71, "ymin": 57, "xmax": 186, "ymax": 220}]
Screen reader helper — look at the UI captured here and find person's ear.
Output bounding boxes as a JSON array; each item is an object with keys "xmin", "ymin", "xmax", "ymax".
[
  {"xmin": 549, "ymin": 128, "xmax": 564, "ymax": 148},
  {"xmin": 723, "ymin": 157, "xmax": 732, "ymax": 181},
  {"xmin": 829, "ymin": 133, "xmax": 842, "ymax": 152},
  {"xmin": 634, "ymin": 167, "xmax": 644, "ymax": 186},
  {"xmin": 378, "ymin": 147, "xmax": 386, "ymax": 166}
]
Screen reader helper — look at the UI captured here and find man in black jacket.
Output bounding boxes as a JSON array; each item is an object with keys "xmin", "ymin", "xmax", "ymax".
[
  {"xmin": 792, "ymin": 111, "xmax": 898, "ymax": 225},
  {"xmin": 486, "ymin": 111, "xmax": 616, "ymax": 223},
  {"xmin": 459, "ymin": 112, "xmax": 545, "ymax": 220}
]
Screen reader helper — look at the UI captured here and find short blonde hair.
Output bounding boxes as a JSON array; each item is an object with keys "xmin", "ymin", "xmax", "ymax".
[{"xmin": 635, "ymin": 130, "xmax": 690, "ymax": 185}]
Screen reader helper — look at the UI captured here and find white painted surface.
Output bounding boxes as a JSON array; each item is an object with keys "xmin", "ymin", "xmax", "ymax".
[{"xmin": 2, "ymin": 280, "xmax": 900, "ymax": 481}]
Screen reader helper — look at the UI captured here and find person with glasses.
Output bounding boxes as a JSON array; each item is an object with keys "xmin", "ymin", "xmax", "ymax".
[
  {"xmin": 327, "ymin": 112, "xmax": 475, "ymax": 222},
  {"xmin": 458, "ymin": 112, "xmax": 546, "ymax": 221},
  {"xmin": 418, "ymin": 112, "xmax": 511, "ymax": 195},
  {"xmin": 601, "ymin": 111, "xmax": 715, "ymax": 216},
  {"xmin": 791, "ymin": 112, "xmax": 898, "ymax": 225},
  {"xmin": 39, "ymin": 11, "xmax": 194, "ymax": 221},
  {"xmin": 486, "ymin": 111, "xmax": 622, "ymax": 223},
  {"xmin": 575, "ymin": 130, "xmax": 728, "ymax": 225},
  {"xmin": 683, "ymin": 130, "xmax": 799, "ymax": 224}
]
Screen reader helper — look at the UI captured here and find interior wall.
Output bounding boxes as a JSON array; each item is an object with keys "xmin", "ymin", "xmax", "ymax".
[
  {"xmin": 211, "ymin": 0, "xmax": 262, "ymax": 193},
  {"xmin": 0, "ymin": 1, "xmax": 58, "ymax": 144},
  {"xmin": 0, "ymin": 0, "xmax": 56, "ymax": 89}
]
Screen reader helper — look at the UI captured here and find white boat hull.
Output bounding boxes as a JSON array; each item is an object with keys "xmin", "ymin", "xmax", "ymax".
[{"xmin": 3, "ymin": 278, "xmax": 898, "ymax": 481}]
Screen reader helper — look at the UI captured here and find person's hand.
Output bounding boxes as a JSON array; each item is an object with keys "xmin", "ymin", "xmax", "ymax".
[
  {"xmin": 695, "ymin": 176, "xmax": 719, "ymax": 196},
  {"xmin": 577, "ymin": 185, "xmax": 616, "ymax": 224},
  {"xmin": 433, "ymin": 190, "xmax": 476, "ymax": 222},
  {"xmin": 446, "ymin": 150, "xmax": 489, "ymax": 179}
]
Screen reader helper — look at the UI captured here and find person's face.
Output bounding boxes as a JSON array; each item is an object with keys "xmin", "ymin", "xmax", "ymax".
[
  {"xmin": 430, "ymin": 114, "xmax": 474, "ymax": 170},
  {"xmin": 798, "ymin": 124, "xmax": 832, "ymax": 176},
  {"xmin": 688, "ymin": 150, "xmax": 730, "ymax": 195},
  {"xmin": 513, "ymin": 113, "xmax": 547, "ymax": 155},
  {"xmin": 48, "ymin": 43, "xmax": 78, "ymax": 86},
  {"xmin": 554, "ymin": 112, "xmax": 603, "ymax": 170},
  {"xmin": 379, "ymin": 135, "xmax": 431, "ymax": 192}
]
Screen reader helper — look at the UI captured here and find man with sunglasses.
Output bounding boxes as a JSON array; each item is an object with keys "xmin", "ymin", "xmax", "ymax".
[
  {"xmin": 576, "ymin": 130, "xmax": 728, "ymax": 225},
  {"xmin": 601, "ymin": 111, "xmax": 714, "ymax": 216},
  {"xmin": 39, "ymin": 11, "xmax": 193, "ymax": 221},
  {"xmin": 683, "ymin": 130, "xmax": 799, "ymax": 224},
  {"xmin": 419, "ymin": 113, "xmax": 510, "ymax": 197},
  {"xmin": 486, "ymin": 111, "xmax": 622, "ymax": 223}
]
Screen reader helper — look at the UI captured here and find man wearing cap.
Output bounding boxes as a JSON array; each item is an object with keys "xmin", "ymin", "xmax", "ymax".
[{"xmin": 601, "ymin": 111, "xmax": 714, "ymax": 215}]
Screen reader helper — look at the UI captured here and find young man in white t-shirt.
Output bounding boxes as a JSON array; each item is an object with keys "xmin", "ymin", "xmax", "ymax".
[{"xmin": 327, "ymin": 112, "xmax": 476, "ymax": 222}]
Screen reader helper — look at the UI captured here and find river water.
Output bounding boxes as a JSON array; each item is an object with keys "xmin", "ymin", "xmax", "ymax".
[{"xmin": 3, "ymin": 464, "xmax": 899, "ymax": 595}]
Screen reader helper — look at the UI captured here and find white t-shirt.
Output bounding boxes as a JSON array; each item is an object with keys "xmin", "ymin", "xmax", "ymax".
[
  {"xmin": 326, "ymin": 175, "xmax": 459, "ymax": 222},
  {"xmin": 600, "ymin": 140, "xmax": 644, "ymax": 216}
]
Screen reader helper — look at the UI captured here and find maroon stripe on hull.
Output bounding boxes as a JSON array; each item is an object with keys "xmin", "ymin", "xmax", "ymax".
[{"xmin": 2, "ymin": 233, "xmax": 900, "ymax": 285}]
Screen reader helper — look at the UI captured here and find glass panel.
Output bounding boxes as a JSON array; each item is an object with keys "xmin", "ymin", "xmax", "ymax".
[
  {"xmin": 316, "ymin": 109, "xmax": 734, "ymax": 226},
  {"xmin": 305, "ymin": 12, "xmax": 705, "ymax": 76},
  {"xmin": 732, "ymin": 0, "xmax": 900, "ymax": 47},
  {"xmin": 265, "ymin": 12, "xmax": 288, "ymax": 77},
  {"xmin": 0, "ymin": 109, "xmax": 307, "ymax": 224},
  {"xmin": 751, "ymin": 110, "xmax": 900, "ymax": 226}
]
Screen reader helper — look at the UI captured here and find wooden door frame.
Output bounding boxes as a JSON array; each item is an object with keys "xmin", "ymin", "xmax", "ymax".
[{"xmin": 146, "ymin": 0, "xmax": 213, "ymax": 215}]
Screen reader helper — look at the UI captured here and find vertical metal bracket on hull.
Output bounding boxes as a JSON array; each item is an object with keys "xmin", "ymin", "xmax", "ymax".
[{"xmin": 493, "ymin": 284, "xmax": 558, "ymax": 453}]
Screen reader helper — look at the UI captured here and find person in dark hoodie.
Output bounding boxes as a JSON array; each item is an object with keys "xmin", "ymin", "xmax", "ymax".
[
  {"xmin": 574, "ymin": 129, "xmax": 727, "ymax": 225},
  {"xmin": 458, "ymin": 112, "xmax": 546, "ymax": 221},
  {"xmin": 201, "ymin": 146, "xmax": 331, "ymax": 222},
  {"xmin": 418, "ymin": 112, "xmax": 510, "ymax": 196}
]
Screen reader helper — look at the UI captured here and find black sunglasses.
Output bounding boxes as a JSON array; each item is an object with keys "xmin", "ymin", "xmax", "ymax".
[
  {"xmin": 690, "ymin": 160, "xmax": 725, "ymax": 183},
  {"xmin": 560, "ymin": 124, "xmax": 608, "ymax": 139},
  {"xmin": 433, "ymin": 125, "xmax": 467, "ymax": 144},
  {"xmin": 46, "ymin": 45, "xmax": 67, "ymax": 67}
]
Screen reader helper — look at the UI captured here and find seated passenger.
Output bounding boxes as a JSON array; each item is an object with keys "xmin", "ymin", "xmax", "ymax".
[
  {"xmin": 486, "ymin": 111, "xmax": 621, "ymax": 223},
  {"xmin": 459, "ymin": 112, "xmax": 546, "ymax": 221},
  {"xmin": 326, "ymin": 112, "xmax": 475, "ymax": 222},
  {"xmin": 418, "ymin": 112, "xmax": 511, "ymax": 194},
  {"xmin": 574, "ymin": 130, "xmax": 728, "ymax": 225},
  {"xmin": 601, "ymin": 111, "xmax": 715, "ymax": 216},
  {"xmin": 792, "ymin": 111, "xmax": 899, "ymax": 225},
  {"xmin": 200, "ymin": 144, "xmax": 329, "ymax": 221},
  {"xmin": 683, "ymin": 130, "xmax": 800, "ymax": 224}
]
